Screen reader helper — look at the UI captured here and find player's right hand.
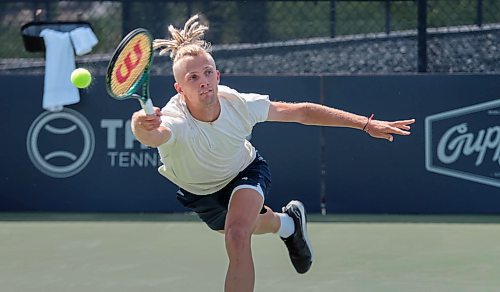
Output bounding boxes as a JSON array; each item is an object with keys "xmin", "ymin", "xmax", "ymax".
[{"xmin": 132, "ymin": 107, "xmax": 162, "ymax": 131}]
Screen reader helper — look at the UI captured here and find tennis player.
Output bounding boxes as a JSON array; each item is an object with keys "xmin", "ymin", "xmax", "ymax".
[{"xmin": 131, "ymin": 15, "xmax": 415, "ymax": 292}]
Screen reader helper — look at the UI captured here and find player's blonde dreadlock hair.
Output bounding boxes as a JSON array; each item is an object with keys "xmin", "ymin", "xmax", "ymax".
[{"xmin": 153, "ymin": 14, "xmax": 212, "ymax": 62}]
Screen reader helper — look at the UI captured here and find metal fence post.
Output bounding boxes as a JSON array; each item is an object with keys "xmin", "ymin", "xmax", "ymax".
[
  {"xmin": 417, "ymin": 0, "xmax": 427, "ymax": 73},
  {"xmin": 121, "ymin": 1, "xmax": 130, "ymax": 38},
  {"xmin": 330, "ymin": 0, "xmax": 336, "ymax": 38},
  {"xmin": 476, "ymin": 0, "xmax": 483, "ymax": 27},
  {"xmin": 385, "ymin": 0, "xmax": 391, "ymax": 35}
]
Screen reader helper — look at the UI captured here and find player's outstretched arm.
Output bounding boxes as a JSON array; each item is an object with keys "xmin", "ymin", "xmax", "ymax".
[
  {"xmin": 267, "ymin": 101, "xmax": 415, "ymax": 142},
  {"xmin": 131, "ymin": 108, "xmax": 172, "ymax": 147}
]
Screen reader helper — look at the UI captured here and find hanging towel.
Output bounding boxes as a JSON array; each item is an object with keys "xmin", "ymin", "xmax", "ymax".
[
  {"xmin": 69, "ymin": 27, "xmax": 98, "ymax": 56},
  {"xmin": 40, "ymin": 29, "xmax": 80, "ymax": 112}
]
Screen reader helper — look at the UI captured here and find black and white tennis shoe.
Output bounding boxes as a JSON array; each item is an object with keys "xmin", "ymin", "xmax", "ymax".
[{"xmin": 281, "ymin": 200, "xmax": 313, "ymax": 274}]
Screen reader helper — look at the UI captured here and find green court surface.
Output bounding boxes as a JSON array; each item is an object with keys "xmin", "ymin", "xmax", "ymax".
[{"xmin": 2, "ymin": 214, "xmax": 500, "ymax": 292}]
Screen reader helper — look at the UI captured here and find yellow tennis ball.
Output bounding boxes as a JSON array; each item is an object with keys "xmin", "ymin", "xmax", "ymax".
[{"xmin": 71, "ymin": 68, "xmax": 92, "ymax": 88}]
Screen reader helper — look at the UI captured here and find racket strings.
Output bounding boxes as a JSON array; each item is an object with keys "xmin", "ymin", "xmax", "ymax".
[{"xmin": 110, "ymin": 33, "xmax": 152, "ymax": 96}]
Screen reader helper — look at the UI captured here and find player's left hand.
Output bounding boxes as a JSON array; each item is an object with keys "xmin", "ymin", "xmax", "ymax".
[{"xmin": 365, "ymin": 118, "xmax": 415, "ymax": 142}]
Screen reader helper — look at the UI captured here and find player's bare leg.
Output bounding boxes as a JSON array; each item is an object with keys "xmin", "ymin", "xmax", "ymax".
[
  {"xmin": 253, "ymin": 206, "xmax": 281, "ymax": 234},
  {"xmin": 223, "ymin": 188, "xmax": 263, "ymax": 292}
]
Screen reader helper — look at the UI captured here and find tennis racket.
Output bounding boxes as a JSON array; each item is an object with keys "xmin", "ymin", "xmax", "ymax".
[{"xmin": 106, "ymin": 28, "xmax": 155, "ymax": 114}]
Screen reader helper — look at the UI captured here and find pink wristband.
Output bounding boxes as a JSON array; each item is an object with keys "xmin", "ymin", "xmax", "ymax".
[{"xmin": 363, "ymin": 114, "xmax": 374, "ymax": 132}]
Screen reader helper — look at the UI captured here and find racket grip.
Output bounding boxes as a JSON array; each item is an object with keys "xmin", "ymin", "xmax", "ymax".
[{"xmin": 140, "ymin": 98, "xmax": 155, "ymax": 115}]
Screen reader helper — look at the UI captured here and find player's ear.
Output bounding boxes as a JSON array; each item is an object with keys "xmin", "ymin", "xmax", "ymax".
[
  {"xmin": 216, "ymin": 70, "xmax": 220, "ymax": 84},
  {"xmin": 174, "ymin": 82, "xmax": 183, "ymax": 94}
]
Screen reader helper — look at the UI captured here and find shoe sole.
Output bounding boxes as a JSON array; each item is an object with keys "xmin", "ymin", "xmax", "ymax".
[{"xmin": 287, "ymin": 200, "xmax": 313, "ymax": 260}]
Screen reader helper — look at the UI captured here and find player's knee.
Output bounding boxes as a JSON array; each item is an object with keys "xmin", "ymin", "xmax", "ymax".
[{"xmin": 225, "ymin": 224, "xmax": 252, "ymax": 252}]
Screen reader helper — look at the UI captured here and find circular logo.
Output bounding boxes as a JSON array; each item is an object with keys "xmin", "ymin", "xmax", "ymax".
[{"xmin": 26, "ymin": 109, "xmax": 95, "ymax": 178}]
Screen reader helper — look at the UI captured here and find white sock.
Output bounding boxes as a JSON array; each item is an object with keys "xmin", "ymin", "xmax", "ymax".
[{"xmin": 277, "ymin": 213, "xmax": 295, "ymax": 238}]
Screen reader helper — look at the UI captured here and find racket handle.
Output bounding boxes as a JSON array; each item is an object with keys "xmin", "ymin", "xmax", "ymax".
[{"xmin": 140, "ymin": 98, "xmax": 155, "ymax": 115}]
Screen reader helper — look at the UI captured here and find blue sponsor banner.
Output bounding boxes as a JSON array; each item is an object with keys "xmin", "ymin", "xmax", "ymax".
[
  {"xmin": 1, "ymin": 74, "xmax": 499, "ymax": 213},
  {"xmin": 1, "ymin": 74, "xmax": 180, "ymax": 212},
  {"xmin": 322, "ymin": 74, "xmax": 500, "ymax": 214}
]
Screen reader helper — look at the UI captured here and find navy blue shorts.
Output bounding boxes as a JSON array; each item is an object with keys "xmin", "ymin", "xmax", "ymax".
[{"xmin": 176, "ymin": 153, "xmax": 272, "ymax": 231}]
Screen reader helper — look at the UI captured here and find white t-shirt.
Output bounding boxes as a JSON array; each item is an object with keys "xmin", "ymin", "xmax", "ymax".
[{"xmin": 157, "ymin": 85, "xmax": 271, "ymax": 195}]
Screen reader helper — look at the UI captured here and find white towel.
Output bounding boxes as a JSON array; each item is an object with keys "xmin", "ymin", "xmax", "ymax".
[
  {"xmin": 40, "ymin": 29, "xmax": 80, "ymax": 112},
  {"xmin": 69, "ymin": 27, "xmax": 98, "ymax": 56}
]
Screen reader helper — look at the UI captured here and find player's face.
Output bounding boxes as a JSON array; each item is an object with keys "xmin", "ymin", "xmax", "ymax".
[{"xmin": 174, "ymin": 53, "xmax": 220, "ymax": 108}]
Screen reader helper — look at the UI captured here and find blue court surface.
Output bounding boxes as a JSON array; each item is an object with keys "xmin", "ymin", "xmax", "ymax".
[{"xmin": 2, "ymin": 213, "xmax": 500, "ymax": 292}]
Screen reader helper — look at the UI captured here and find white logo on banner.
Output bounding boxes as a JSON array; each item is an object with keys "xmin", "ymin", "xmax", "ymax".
[
  {"xmin": 26, "ymin": 109, "xmax": 95, "ymax": 178},
  {"xmin": 101, "ymin": 119, "xmax": 160, "ymax": 167},
  {"xmin": 425, "ymin": 99, "xmax": 500, "ymax": 188}
]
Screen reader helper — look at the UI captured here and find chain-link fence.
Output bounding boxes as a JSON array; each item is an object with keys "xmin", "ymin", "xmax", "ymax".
[{"xmin": 1, "ymin": 0, "xmax": 499, "ymax": 74}]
